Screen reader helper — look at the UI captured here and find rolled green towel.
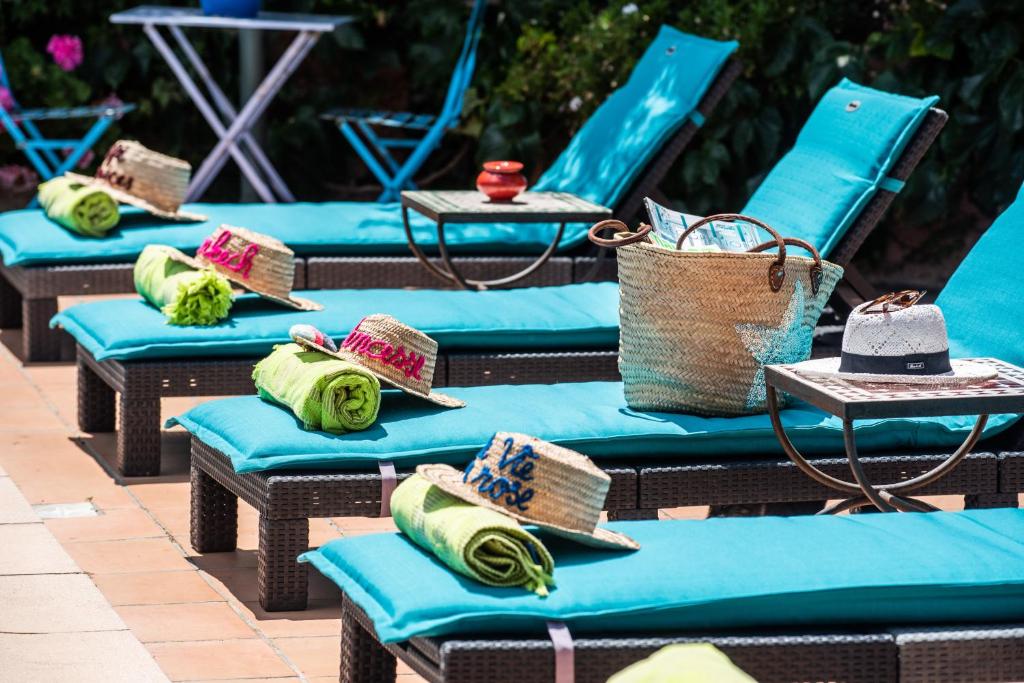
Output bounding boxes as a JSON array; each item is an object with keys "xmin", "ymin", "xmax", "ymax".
[
  {"xmin": 133, "ymin": 244, "xmax": 234, "ymax": 326},
  {"xmin": 252, "ymin": 343, "xmax": 381, "ymax": 434},
  {"xmin": 38, "ymin": 177, "xmax": 119, "ymax": 237},
  {"xmin": 608, "ymin": 644, "xmax": 758, "ymax": 683},
  {"xmin": 391, "ymin": 474, "xmax": 555, "ymax": 597}
]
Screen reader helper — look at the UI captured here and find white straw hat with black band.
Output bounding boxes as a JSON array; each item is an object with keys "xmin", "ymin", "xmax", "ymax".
[{"xmin": 791, "ymin": 290, "xmax": 997, "ymax": 385}]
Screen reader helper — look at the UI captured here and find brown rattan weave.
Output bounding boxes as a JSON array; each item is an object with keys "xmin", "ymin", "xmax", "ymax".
[
  {"xmin": 339, "ymin": 594, "xmax": 1024, "ymax": 683},
  {"xmin": 189, "ymin": 438, "xmax": 638, "ymax": 611}
]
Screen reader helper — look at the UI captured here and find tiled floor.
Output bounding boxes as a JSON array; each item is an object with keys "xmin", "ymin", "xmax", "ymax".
[{"xmin": 0, "ymin": 307, "xmax": 1013, "ymax": 681}]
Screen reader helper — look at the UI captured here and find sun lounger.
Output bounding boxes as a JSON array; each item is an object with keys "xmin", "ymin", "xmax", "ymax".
[
  {"xmin": 303, "ymin": 509, "xmax": 1024, "ymax": 682},
  {"xmin": 57, "ymin": 83, "xmax": 947, "ymax": 475},
  {"xmin": 0, "ymin": 27, "xmax": 740, "ymax": 362},
  {"xmin": 65, "ymin": 284, "xmax": 621, "ymax": 476},
  {"xmin": 172, "ymin": 179, "xmax": 1024, "ymax": 610},
  {"xmin": 172, "ymin": 379, "xmax": 1023, "ymax": 610}
]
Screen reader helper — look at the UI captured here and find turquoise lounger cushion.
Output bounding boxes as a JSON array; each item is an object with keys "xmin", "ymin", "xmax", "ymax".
[
  {"xmin": 939, "ymin": 180, "xmax": 1024, "ymax": 364},
  {"xmin": 533, "ymin": 26, "xmax": 737, "ymax": 209},
  {"xmin": 0, "ymin": 29, "xmax": 736, "ymax": 268},
  {"xmin": 52, "ymin": 283, "xmax": 619, "ymax": 361},
  {"xmin": 0, "ymin": 202, "xmax": 574, "ymax": 266},
  {"xmin": 301, "ymin": 508, "xmax": 1024, "ymax": 643},
  {"xmin": 167, "ymin": 381, "xmax": 1017, "ymax": 474},
  {"xmin": 742, "ymin": 79, "xmax": 937, "ymax": 256}
]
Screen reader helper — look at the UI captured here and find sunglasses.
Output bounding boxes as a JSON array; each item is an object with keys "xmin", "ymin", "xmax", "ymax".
[{"xmin": 860, "ymin": 289, "xmax": 927, "ymax": 315}]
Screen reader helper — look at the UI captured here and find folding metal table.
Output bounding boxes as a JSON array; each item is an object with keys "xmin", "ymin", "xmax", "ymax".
[{"xmin": 110, "ymin": 5, "xmax": 351, "ymax": 203}]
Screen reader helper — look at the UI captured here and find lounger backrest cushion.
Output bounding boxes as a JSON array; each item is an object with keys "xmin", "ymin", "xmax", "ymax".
[
  {"xmin": 742, "ymin": 79, "xmax": 937, "ymax": 258},
  {"xmin": 169, "ymin": 381, "xmax": 1016, "ymax": 474},
  {"xmin": 937, "ymin": 180, "xmax": 1024, "ymax": 363},
  {"xmin": 53, "ymin": 283, "xmax": 621, "ymax": 362},
  {"xmin": 301, "ymin": 508, "xmax": 1024, "ymax": 643},
  {"xmin": 532, "ymin": 26, "xmax": 737, "ymax": 208}
]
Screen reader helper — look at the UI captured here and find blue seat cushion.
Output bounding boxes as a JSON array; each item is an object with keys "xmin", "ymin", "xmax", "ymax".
[
  {"xmin": 52, "ymin": 283, "xmax": 619, "ymax": 362},
  {"xmin": 0, "ymin": 203, "xmax": 587, "ymax": 266},
  {"xmin": 533, "ymin": 26, "xmax": 737, "ymax": 210},
  {"xmin": 741, "ymin": 79, "xmax": 937, "ymax": 257},
  {"xmin": 939, "ymin": 181, "xmax": 1024, "ymax": 365},
  {"xmin": 301, "ymin": 508, "xmax": 1024, "ymax": 643},
  {"xmin": 167, "ymin": 381, "xmax": 1018, "ymax": 474}
]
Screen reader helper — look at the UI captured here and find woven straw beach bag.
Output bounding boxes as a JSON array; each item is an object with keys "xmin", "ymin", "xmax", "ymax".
[{"xmin": 589, "ymin": 214, "xmax": 843, "ymax": 416}]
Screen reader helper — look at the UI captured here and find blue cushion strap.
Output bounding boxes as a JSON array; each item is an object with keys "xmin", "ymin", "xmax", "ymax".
[
  {"xmin": 547, "ymin": 621, "xmax": 574, "ymax": 683},
  {"xmin": 879, "ymin": 176, "xmax": 905, "ymax": 193},
  {"xmin": 688, "ymin": 110, "xmax": 706, "ymax": 127}
]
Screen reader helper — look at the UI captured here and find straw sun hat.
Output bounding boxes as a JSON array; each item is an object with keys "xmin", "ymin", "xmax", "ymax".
[
  {"xmin": 66, "ymin": 140, "xmax": 206, "ymax": 222},
  {"xmin": 291, "ymin": 314, "xmax": 465, "ymax": 408},
  {"xmin": 168, "ymin": 225, "xmax": 321, "ymax": 311},
  {"xmin": 790, "ymin": 290, "xmax": 996, "ymax": 386},
  {"xmin": 418, "ymin": 432, "xmax": 639, "ymax": 551}
]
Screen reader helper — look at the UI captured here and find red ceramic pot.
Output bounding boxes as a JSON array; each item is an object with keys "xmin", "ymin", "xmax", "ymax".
[{"xmin": 476, "ymin": 161, "xmax": 527, "ymax": 201}]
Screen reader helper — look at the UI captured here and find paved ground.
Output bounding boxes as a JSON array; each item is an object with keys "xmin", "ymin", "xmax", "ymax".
[{"xmin": 0, "ymin": 306, "xmax": 1000, "ymax": 682}]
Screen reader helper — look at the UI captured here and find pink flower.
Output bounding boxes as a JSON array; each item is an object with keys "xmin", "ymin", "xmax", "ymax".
[
  {"xmin": 0, "ymin": 87, "xmax": 13, "ymax": 111},
  {"xmin": 0, "ymin": 165, "xmax": 40, "ymax": 193},
  {"xmin": 46, "ymin": 35, "xmax": 83, "ymax": 72}
]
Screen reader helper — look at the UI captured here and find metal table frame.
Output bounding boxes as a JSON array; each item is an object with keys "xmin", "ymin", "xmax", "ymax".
[
  {"xmin": 400, "ymin": 190, "xmax": 611, "ymax": 289},
  {"xmin": 110, "ymin": 5, "xmax": 351, "ymax": 203},
  {"xmin": 765, "ymin": 358, "xmax": 1024, "ymax": 513}
]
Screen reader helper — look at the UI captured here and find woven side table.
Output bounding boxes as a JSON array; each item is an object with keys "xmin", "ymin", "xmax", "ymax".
[
  {"xmin": 400, "ymin": 190, "xmax": 611, "ymax": 289},
  {"xmin": 764, "ymin": 358, "xmax": 1024, "ymax": 513}
]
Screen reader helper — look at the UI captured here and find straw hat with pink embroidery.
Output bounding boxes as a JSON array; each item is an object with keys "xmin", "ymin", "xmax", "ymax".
[
  {"xmin": 170, "ymin": 225, "xmax": 321, "ymax": 311},
  {"xmin": 66, "ymin": 140, "xmax": 206, "ymax": 222}
]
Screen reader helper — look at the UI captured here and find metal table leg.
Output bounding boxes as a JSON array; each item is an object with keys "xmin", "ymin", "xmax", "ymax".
[
  {"xmin": 400, "ymin": 206, "xmax": 567, "ymax": 290},
  {"xmin": 142, "ymin": 23, "xmax": 277, "ymax": 202},
  {"xmin": 186, "ymin": 30, "xmax": 319, "ymax": 202},
  {"xmin": 167, "ymin": 26, "xmax": 295, "ymax": 202},
  {"xmin": 766, "ymin": 385, "xmax": 989, "ymax": 512}
]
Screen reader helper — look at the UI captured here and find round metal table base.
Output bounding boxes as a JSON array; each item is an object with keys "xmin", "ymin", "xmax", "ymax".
[{"xmin": 766, "ymin": 385, "xmax": 989, "ymax": 513}]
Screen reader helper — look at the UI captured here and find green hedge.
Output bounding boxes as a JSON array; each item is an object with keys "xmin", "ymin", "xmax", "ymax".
[{"xmin": 1, "ymin": 0, "xmax": 1022, "ymax": 284}]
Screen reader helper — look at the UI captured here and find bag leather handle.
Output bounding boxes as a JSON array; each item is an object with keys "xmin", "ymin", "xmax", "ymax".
[
  {"xmin": 587, "ymin": 219, "xmax": 652, "ymax": 247},
  {"xmin": 678, "ymin": 213, "xmax": 822, "ymax": 293},
  {"xmin": 748, "ymin": 236, "xmax": 824, "ymax": 296}
]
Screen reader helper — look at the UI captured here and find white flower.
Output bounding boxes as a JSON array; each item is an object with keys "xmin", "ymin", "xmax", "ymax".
[
  {"xmin": 836, "ymin": 54, "xmax": 850, "ymax": 68},
  {"xmin": 621, "ymin": 3, "xmax": 639, "ymax": 15},
  {"xmin": 568, "ymin": 96, "xmax": 583, "ymax": 112}
]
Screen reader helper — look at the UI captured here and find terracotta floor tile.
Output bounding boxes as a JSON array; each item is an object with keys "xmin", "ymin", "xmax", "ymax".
[
  {"xmin": 189, "ymin": 679, "xmax": 300, "ymax": 683},
  {"xmin": 66, "ymin": 538, "xmax": 193, "ymax": 574},
  {"xmin": 0, "ymin": 631, "xmax": 169, "ymax": 682},
  {"xmin": 93, "ymin": 570, "xmax": 222, "ymax": 606},
  {"xmin": 197, "ymin": 567, "xmax": 261, "ymax": 603},
  {"xmin": 238, "ymin": 600, "xmax": 340, "ymax": 638},
  {"xmin": 0, "ymin": 523, "xmax": 79, "ymax": 575},
  {"xmin": 147, "ymin": 639, "xmax": 294, "ymax": 681},
  {"xmin": 188, "ymin": 548, "xmax": 259, "ymax": 570},
  {"xmin": 46, "ymin": 507, "xmax": 165, "ymax": 543},
  {"xmin": 0, "ymin": 573, "xmax": 126, "ymax": 633},
  {"xmin": 330, "ymin": 516, "xmax": 398, "ymax": 534},
  {"xmin": 127, "ymin": 481, "xmax": 193, "ymax": 511},
  {"xmin": 660, "ymin": 506, "xmax": 709, "ymax": 520},
  {"xmin": 116, "ymin": 602, "xmax": 256, "ymax": 643},
  {"xmin": 272, "ymin": 636, "xmax": 338, "ymax": 678},
  {"xmin": 0, "ymin": 405, "xmax": 70, "ymax": 431}
]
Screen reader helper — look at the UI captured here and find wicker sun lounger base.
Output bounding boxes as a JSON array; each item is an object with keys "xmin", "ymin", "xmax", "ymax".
[
  {"xmin": 339, "ymin": 595, "xmax": 1024, "ymax": 683},
  {"xmin": 77, "ymin": 344, "xmax": 620, "ymax": 477},
  {"xmin": 188, "ymin": 438, "xmax": 638, "ymax": 612},
  {"xmin": 187, "ymin": 435, "xmax": 1021, "ymax": 612}
]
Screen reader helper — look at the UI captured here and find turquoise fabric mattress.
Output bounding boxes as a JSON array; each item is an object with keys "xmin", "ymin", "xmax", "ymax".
[
  {"xmin": 167, "ymin": 381, "xmax": 1018, "ymax": 474},
  {"xmin": 52, "ymin": 283, "xmax": 620, "ymax": 361},
  {"xmin": 301, "ymin": 508, "xmax": 1024, "ymax": 643}
]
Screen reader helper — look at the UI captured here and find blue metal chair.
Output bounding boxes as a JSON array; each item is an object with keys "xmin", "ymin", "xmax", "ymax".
[
  {"xmin": 322, "ymin": 0, "xmax": 487, "ymax": 202},
  {"xmin": 0, "ymin": 51, "xmax": 136, "ymax": 184}
]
